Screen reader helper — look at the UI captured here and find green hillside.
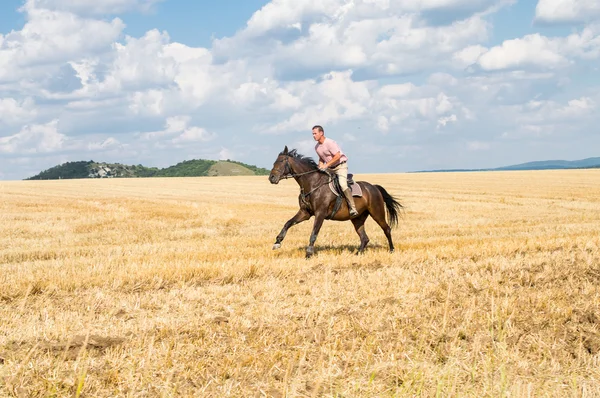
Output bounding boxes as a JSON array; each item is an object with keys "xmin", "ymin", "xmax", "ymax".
[
  {"xmin": 154, "ymin": 159, "xmax": 216, "ymax": 177},
  {"xmin": 207, "ymin": 161, "xmax": 256, "ymax": 176},
  {"xmin": 26, "ymin": 161, "xmax": 94, "ymax": 180},
  {"xmin": 25, "ymin": 159, "xmax": 270, "ymax": 180}
]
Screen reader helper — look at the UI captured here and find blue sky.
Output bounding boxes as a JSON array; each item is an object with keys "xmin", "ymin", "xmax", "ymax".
[{"xmin": 1, "ymin": 0, "xmax": 600, "ymax": 180}]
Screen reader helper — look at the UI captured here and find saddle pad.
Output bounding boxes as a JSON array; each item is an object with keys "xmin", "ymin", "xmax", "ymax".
[{"xmin": 329, "ymin": 180, "xmax": 363, "ymax": 197}]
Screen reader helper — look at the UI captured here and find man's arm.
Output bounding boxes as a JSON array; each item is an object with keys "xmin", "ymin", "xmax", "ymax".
[{"xmin": 320, "ymin": 151, "xmax": 342, "ymax": 169}]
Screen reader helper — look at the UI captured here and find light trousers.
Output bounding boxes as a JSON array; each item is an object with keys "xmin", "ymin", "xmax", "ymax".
[{"xmin": 331, "ymin": 162, "xmax": 349, "ymax": 191}]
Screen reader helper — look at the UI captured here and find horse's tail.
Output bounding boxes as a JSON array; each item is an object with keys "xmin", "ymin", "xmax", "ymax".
[{"xmin": 375, "ymin": 185, "xmax": 403, "ymax": 228}]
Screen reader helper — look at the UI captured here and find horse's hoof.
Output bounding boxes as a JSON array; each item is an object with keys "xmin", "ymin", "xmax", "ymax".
[
  {"xmin": 306, "ymin": 247, "xmax": 314, "ymax": 258},
  {"xmin": 272, "ymin": 243, "xmax": 281, "ymax": 250}
]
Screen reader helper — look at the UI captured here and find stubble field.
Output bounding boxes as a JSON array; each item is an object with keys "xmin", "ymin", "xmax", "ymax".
[{"xmin": 1, "ymin": 170, "xmax": 600, "ymax": 397}]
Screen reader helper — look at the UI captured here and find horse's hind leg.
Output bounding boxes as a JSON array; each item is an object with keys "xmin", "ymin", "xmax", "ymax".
[
  {"xmin": 351, "ymin": 212, "xmax": 370, "ymax": 254},
  {"xmin": 370, "ymin": 203, "xmax": 394, "ymax": 253}
]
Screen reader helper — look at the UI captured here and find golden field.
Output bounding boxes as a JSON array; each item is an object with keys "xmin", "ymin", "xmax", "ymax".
[{"xmin": 1, "ymin": 170, "xmax": 600, "ymax": 397}]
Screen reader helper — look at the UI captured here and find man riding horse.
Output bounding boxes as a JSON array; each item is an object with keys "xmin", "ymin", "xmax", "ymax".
[
  {"xmin": 268, "ymin": 126, "xmax": 403, "ymax": 258},
  {"xmin": 312, "ymin": 125, "xmax": 359, "ymax": 217}
]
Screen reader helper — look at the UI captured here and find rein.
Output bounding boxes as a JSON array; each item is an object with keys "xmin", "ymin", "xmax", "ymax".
[
  {"xmin": 280, "ymin": 156, "xmax": 333, "ymax": 201},
  {"xmin": 280, "ymin": 169, "xmax": 318, "ymax": 179},
  {"xmin": 280, "ymin": 159, "xmax": 319, "ymax": 179}
]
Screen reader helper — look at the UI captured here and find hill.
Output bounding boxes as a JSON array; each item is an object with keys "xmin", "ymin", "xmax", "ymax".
[
  {"xmin": 495, "ymin": 157, "xmax": 600, "ymax": 171},
  {"xmin": 413, "ymin": 156, "xmax": 600, "ymax": 173},
  {"xmin": 207, "ymin": 162, "xmax": 255, "ymax": 176},
  {"xmin": 25, "ymin": 159, "xmax": 270, "ymax": 180}
]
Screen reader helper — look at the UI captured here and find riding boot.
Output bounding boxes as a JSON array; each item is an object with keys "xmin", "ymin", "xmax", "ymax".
[{"xmin": 343, "ymin": 188, "xmax": 359, "ymax": 217}]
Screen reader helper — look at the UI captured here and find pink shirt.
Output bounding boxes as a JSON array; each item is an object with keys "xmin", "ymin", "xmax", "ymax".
[{"xmin": 315, "ymin": 138, "xmax": 348, "ymax": 166}]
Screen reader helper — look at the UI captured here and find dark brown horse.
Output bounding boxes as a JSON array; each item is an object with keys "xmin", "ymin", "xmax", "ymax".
[{"xmin": 268, "ymin": 146, "xmax": 403, "ymax": 258}]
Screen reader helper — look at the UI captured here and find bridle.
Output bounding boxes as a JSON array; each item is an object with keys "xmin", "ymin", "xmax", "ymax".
[
  {"xmin": 279, "ymin": 155, "xmax": 319, "ymax": 179},
  {"xmin": 277, "ymin": 155, "xmax": 334, "ymax": 203}
]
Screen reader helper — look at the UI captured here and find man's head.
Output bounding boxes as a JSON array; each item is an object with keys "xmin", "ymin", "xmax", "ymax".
[{"xmin": 312, "ymin": 125, "xmax": 325, "ymax": 142}]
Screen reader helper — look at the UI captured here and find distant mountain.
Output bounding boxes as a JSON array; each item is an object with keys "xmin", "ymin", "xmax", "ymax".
[
  {"xmin": 413, "ymin": 157, "xmax": 600, "ymax": 173},
  {"xmin": 495, "ymin": 157, "xmax": 600, "ymax": 171},
  {"xmin": 25, "ymin": 159, "xmax": 270, "ymax": 180}
]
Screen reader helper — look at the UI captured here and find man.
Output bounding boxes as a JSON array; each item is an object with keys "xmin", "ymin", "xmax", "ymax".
[{"xmin": 312, "ymin": 125, "xmax": 359, "ymax": 217}]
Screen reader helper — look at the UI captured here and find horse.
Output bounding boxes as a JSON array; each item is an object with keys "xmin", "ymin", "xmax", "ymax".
[{"xmin": 268, "ymin": 146, "xmax": 403, "ymax": 258}]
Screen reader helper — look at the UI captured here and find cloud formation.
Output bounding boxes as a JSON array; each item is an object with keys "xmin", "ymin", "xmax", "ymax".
[
  {"xmin": 459, "ymin": 27, "xmax": 600, "ymax": 71},
  {"xmin": 24, "ymin": 0, "xmax": 163, "ymax": 15},
  {"xmin": 535, "ymin": 0, "xmax": 600, "ymax": 24},
  {"xmin": 1, "ymin": 0, "xmax": 599, "ymax": 179}
]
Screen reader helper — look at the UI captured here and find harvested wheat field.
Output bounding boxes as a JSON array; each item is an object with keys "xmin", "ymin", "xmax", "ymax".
[{"xmin": 1, "ymin": 170, "xmax": 600, "ymax": 397}]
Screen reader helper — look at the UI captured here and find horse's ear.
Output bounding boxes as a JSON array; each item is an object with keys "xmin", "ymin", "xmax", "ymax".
[{"xmin": 283, "ymin": 145, "xmax": 288, "ymax": 155}]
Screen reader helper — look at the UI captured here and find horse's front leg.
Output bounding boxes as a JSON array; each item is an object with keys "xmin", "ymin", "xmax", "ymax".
[
  {"xmin": 273, "ymin": 209, "xmax": 311, "ymax": 250},
  {"xmin": 306, "ymin": 213, "xmax": 326, "ymax": 259}
]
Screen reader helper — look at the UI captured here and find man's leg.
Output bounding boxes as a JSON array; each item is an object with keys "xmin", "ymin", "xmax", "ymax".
[{"xmin": 335, "ymin": 163, "xmax": 358, "ymax": 217}]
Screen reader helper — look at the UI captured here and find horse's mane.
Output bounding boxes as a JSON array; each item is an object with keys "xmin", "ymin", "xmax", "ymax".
[{"xmin": 279, "ymin": 148, "xmax": 319, "ymax": 170}]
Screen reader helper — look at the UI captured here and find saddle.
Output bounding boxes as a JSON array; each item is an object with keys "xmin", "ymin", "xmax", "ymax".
[
  {"xmin": 328, "ymin": 173, "xmax": 363, "ymax": 197},
  {"xmin": 326, "ymin": 173, "xmax": 363, "ymax": 220}
]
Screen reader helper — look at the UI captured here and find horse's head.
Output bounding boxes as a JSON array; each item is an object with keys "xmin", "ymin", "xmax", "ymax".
[{"xmin": 269, "ymin": 146, "xmax": 292, "ymax": 184}]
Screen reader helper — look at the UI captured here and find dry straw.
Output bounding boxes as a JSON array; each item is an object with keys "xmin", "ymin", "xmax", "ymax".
[{"xmin": 1, "ymin": 170, "xmax": 599, "ymax": 397}]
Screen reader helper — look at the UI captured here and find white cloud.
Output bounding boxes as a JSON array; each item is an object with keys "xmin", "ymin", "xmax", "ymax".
[
  {"xmin": 172, "ymin": 127, "xmax": 215, "ymax": 144},
  {"xmin": 231, "ymin": 79, "xmax": 303, "ymax": 112},
  {"xmin": 254, "ymin": 70, "xmax": 468, "ymax": 136},
  {"xmin": 55, "ymin": 31, "xmax": 215, "ymax": 112},
  {"xmin": 518, "ymin": 96, "xmax": 596, "ymax": 124},
  {"xmin": 139, "ymin": 116, "xmax": 216, "ymax": 145},
  {"xmin": 65, "ymin": 97, "xmax": 123, "ymax": 111},
  {"xmin": 437, "ymin": 114, "xmax": 457, "ymax": 127},
  {"xmin": 377, "ymin": 83, "xmax": 416, "ymax": 98},
  {"xmin": 259, "ymin": 70, "xmax": 374, "ymax": 134},
  {"xmin": 461, "ymin": 27, "xmax": 600, "ymax": 72},
  {"xmin": 107, "ymin": 30, "xmax": 177, "ymax": 90},
  {"xmin": 0, "ymin": 119, "xmax": 123, "ymax": 155},
  {"xmin": 214, "ymin": 1, "xmax": 496, "ymax": 77},
  {"xmin": 241, "ymin": 0, "xmax": 502, "ymax": 38},
  {"xmin": 129, "ymin": 90, "xmax": 167, "ymax": 116},
  {"xmin": 86, "ymin": 137, "xmax": 122, "ymax": 151},
  {"xmin": 0, "ymin": 0, "xmax": 503, "ymax": 141},
  {"xmin": 489, "ymin": 94, "xmax": 598, "ymax": 142},
  {"xmin": 139, "ymin": 116, "xmax": 190, "ymax": 140},
  {"xmin": 0, "ymin": 120, "xmax": 66, "ymax": 154},
  {"xmin": 376, "ymin": 115, "xmax": 390, "ymax": 132},
  {"xmin": 371, "ymin": 89, "xmax": 467, "ymax": 132},
  {"xmin": 0, "ymin": 97, "xmax": 37, "ymax": 125},
  {"xmin": 535, "ymin": 0, "xmax": 600, "ymax": 24},
  {"xmin": 108, "ymin": 35, "xmax": 238, "ymax": 115},
  {"xmin": 477, "ymin": 34, "xmax": 570, "ymax": 70},
  {"xmin": 0, "ymin": 6, "xmax": 124, "ymax": 84},
  {"xmin": 24, "ymin": 0, "xmax": 163, "ymax": 15},
  {"xmin": 219, "ymin": 147, "xmax": 234, "ymax": 160},
  {"xmin": 453, "ymin": 44, "xmax": 488, "ymax": 68}
]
